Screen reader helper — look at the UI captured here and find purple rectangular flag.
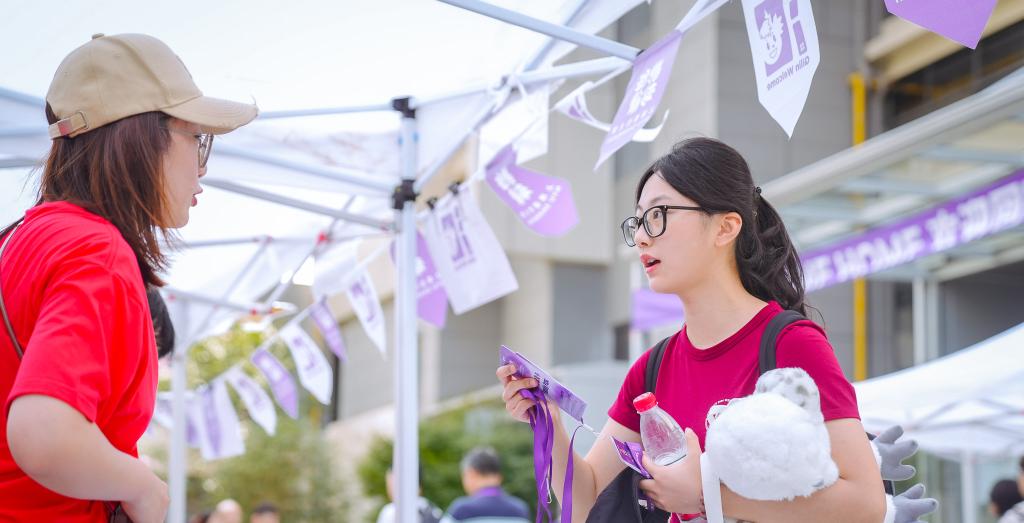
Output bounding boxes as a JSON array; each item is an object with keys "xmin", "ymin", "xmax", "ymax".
[
  {"xmin": 802, "ymin": 169, "xmax": 1024, "ymax": 292},
  {"xmin": 310, "ymin": 298, "xmax": 348, "ymax": 361},
  {"xmin": 389, "ymin": 232, "xmax": 449, "ymax": 328},
  {"xmin": 486, "ymin": 145, "xmax": 579, "ymax": 237},
  {"xmin": 885, "ymin": 0, "xmax": 997, "ymax": 49},
  {"xmin": 596, "ymin": 30, "xmax": 684, "ymax": 169},
  {"xmin": 251, "ymin": 348, "xmax": 300, "ymax": 419},
  {"xmin": 631, "ymin": 288, "xmax": 685, "ymax": 331}
]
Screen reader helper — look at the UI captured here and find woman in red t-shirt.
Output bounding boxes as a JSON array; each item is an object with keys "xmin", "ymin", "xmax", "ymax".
[
  {"xmin": 497, "ymin": 138, "xmax": 886, "ymax": 522},
  {"xmin": 0, "ymin": 34, "xmax": 256, "ymax": 522}
]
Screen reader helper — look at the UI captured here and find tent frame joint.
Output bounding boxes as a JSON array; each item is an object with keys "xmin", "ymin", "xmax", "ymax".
[
  {"xmin": 392, "ymin": 178, "xmax": 418, "ymax": 211},
  {"xmin": 391, "ymin": 97, "xmax": 416, "ymax": 119}
]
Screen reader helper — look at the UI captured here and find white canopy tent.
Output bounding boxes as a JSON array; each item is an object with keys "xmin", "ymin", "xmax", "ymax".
[
  {"xmin": 0, "ymin": 1, "xmax": 678, "ymax": 521},
  {"xmin": 855, "ymin": 320, "xmax": 1024, "ymax": 523}
]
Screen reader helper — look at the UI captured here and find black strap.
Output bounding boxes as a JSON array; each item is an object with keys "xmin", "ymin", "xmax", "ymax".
[
  {"xmin": 644, "ymin": 336, "xmax": 672, "ymax": 393},
  {"xmin": 757, "ymin": 309, "xmax": 806, "ymax": 375},
  {"xmin": 0, "ymin": 220, "xmax": 24, "ymax": 359}
]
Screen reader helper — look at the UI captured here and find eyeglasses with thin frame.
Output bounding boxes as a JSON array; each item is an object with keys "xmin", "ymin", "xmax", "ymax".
[
  {"xmin": 165, "ymin": 127, "xmax": 215, "ymax": 168},
  {"xmin": 620, "ymin": 204, "xmax": 712, "ymax": 247}
]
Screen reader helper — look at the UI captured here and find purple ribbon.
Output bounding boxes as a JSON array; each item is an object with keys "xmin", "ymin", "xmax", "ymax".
[{"xmin": 523, "ymin": 388, "xmax": 580, "ymax": 523}]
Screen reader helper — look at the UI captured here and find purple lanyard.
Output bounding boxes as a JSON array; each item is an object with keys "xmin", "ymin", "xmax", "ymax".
[{"xmin": 523, "ymin": 388, "xmax": 581, "ymax": 523}]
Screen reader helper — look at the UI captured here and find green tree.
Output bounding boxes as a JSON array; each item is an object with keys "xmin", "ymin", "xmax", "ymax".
[
  {"xmin": 357, "ymin": 400, "xmax": 539, "ymax": 522},
  {"xmin": 155, "ymin": 323, "xmax": 348, "ymax": 521}
]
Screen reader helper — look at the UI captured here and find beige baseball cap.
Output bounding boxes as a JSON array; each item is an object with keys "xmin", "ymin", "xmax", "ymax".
[{"xmin": 46, "ymin": 33, "xmax": 258, "ymax": 139}]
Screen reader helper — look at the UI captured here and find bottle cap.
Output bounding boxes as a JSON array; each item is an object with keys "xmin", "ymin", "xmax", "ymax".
[{"xmin": 633, "ymin": 392, "xmax": 658, "ymax": 413}]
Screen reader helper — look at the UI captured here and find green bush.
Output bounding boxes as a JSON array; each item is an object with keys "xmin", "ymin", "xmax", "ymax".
[{"xmin": 357, "ymin": 400, "xmax": 542, "ymax": 522}]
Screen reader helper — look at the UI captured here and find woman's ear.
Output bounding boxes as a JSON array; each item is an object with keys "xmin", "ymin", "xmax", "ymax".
[{"xmin": 715, "ymin": 212, "xmax": 743, "ymax": 247}]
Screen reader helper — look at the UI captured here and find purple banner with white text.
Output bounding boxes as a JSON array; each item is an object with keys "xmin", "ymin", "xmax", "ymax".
[{"xmin": 802, "ymin": 170, "xmax": 1024, "ymax": 292}]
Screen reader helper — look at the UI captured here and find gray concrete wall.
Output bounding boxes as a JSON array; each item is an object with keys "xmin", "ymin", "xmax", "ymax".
[
  {"xmin": 940, "ymin": 260, "xmax": 1024, "ymax": 355},
  {"xmin": 551, "ymin": 263, "xmax": 611, "ymax": 366}
]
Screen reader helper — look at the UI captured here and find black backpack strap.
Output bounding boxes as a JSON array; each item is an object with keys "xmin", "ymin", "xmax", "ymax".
[
  {"xmin": 758, "ymin": 310, "xmax": 806, "ymax": 375},
  {"xmin": 644, "ymin": 336, "xmax": 672, "ymax": 393}
]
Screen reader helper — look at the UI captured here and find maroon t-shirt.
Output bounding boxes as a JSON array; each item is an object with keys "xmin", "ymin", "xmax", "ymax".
[{"xmin": 608, "ymin": 302, "xmax": 859, "ymax": 450}]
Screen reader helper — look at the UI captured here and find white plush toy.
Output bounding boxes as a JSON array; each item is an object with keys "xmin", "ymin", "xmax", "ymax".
[{"xmin": 698, "ymin": 368, "xmax": 937, "ymax": 523}]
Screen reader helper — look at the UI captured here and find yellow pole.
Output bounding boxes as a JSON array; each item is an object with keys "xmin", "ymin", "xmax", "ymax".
[{"xmin": 849, "ymin": 72, "xmax": 868, "ymax": 381}]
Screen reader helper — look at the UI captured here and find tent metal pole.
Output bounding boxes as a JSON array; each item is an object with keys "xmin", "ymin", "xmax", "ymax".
[
  {"xmin": 438, "ymin": 0, "xmax": 640, "ymax": 61},
  {"xmin": 521, "ymin": 0, "xmax": 589, "ymax": 72},
  {"xmin": 961, "ymin": 451, "xmax": 977, "ymax": 523},
  {"xmin": 162, "ymin": 288, "xmax": 279, "ymax": 314},
  {"xmin": 413, "ymin": 100, "xmax": 497, "ymax": 193},
  {"xmin": 392, "ymin": 97, "xmax": 420, "ymax": 523},
  {"xmin": 214, "ymin": 144, "xmax": 395, "ymax": 193},
  {"xmin": 168, "ymin": 302, "xmax": 190, "ymax": 523},
  {"xmin": 201, "ymin": 178, "xmax": 393, "ymax": 231},
  {"xmin": 259, "ymin": 103, "xmax": 394, "ymax": 119}
]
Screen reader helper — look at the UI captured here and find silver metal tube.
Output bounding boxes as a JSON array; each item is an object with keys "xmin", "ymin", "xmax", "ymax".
[{"xmin": 438, "ymin": 0, "xmax": 639, "ymax": 61}]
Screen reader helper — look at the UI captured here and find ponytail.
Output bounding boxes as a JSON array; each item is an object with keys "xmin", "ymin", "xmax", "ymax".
[{"xmin": 737, "ymin": 193, "xmax": 806, "ymax": 315}]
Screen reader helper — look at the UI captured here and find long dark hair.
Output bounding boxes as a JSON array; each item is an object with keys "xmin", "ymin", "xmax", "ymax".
[
  {"xmin": 635, "ymin": 137, "xmax": 807, "ymax": 315},
  {"xmin": 0, "ymin": 105, "xmax": 174, "ymax": 286}
]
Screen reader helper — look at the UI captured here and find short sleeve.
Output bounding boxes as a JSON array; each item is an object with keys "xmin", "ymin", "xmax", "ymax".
[
  {"xmin": 775, "ymin": 322, "xmax": 860, "ymax": 422},
  {"xmin": 6, "ymin": 262, "xmax": 134, "ymax": 422},
  {"xmin": 607, "ymin": 350, "xmax": 651, "ymax": 433}
]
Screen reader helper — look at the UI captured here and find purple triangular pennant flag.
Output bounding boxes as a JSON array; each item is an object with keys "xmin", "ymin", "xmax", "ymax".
[
  {"xmin": 251, "ymin": 348, "xmax": 300, "ymax": 419},
  {"xmin": 596, "ymin": 30, "xmax": 684, "ymax": 168},
  {"xmin": 486, "ymin": 145, "xmax": 579, "ymax": 237},
  {"xmin": 310, "ymin": 298, "xmax": 348, "ymax": 361},
  {"xmin": 884, "ymin": 0, "xmax": 997, "ymax": 49}
]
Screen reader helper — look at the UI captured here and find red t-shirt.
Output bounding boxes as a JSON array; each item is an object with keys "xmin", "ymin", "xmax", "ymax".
[
  {"xmin": 0, "ymin": 201, "xmax": 158, "ymax": 522},
  {"xmin": 608, "ymin": 302, "xmax": 859, "ymax": 450}
]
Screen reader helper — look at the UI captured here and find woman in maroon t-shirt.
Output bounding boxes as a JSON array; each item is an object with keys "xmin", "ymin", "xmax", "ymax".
[{"xmin": 497, "ymin": 138, "xmax": 885, "ymax": 522}]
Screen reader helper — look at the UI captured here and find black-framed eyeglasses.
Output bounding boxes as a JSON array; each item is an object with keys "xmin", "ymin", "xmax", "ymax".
[
  {"xmin": 165, "ymin": 127, "xmax": 215, "ymax": 168},
  {"xmin": 620, "ymin": 205, "xmax": 710, "ymax": 247}
]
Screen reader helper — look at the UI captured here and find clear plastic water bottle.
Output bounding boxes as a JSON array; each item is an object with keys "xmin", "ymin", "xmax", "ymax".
[{"xmin": 633, "ymin": 392, "xmax": 686, "ymax": 465}]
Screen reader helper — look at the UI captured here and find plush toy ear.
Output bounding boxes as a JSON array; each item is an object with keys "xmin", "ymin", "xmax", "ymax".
[{"xmin": 755, "ymin": 368, "xmax": 821, "ymax": 421}]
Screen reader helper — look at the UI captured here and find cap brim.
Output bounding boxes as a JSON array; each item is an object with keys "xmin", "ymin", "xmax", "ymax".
[{"xmin": 162, "ymin": 95, "xmax": 258, "ymax": 135}]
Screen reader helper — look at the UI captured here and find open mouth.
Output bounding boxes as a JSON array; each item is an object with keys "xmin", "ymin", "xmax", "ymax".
[{"xmin": 641, "ymin": 254, "xmax": 661, "ymax": 269}]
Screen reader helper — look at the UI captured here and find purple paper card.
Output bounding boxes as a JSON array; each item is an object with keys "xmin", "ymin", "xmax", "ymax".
[
  {"xmin": 486, "ymin": 145, "xmax": 579, "ymax": 237},
  {"xmin": 251, "ymin": 348, "xmax": 300, "ymax": 419},
  {"xmin": 596, "ymin": 30, "xmax": 684, "ymax": 168},
  {"xmin": 499, "ymin": 345, "xmax": 587, "ymax": 423},
  {"xmin": 884, "ymin": 0, "xmax": 997, "ymax": 49},
  {"xmin": 611, "ymin": 436, "xmax": 651, "ymax": 479}
]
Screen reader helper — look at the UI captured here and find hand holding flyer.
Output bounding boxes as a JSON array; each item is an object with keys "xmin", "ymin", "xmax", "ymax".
[{"xmin": 499, "ymin": 345, "xmax": 587, "ymax": 424}]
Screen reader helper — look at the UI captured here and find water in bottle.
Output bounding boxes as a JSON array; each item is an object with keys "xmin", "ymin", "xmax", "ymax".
[{"xmin": 633, "ymin": 392, "xmax": 686, "ymax": 465}]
